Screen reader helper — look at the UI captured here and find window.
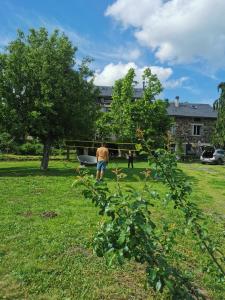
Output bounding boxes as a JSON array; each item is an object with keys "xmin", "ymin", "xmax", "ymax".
[
  {"xmin": 217, "ymin": 150, "xmax": 225, "ymax": 155},
  {"xmin": 192, "ymin": 124, "xmax": 202, "ymax": 136}
]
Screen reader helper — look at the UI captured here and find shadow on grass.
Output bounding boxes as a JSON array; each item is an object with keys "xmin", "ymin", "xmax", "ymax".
[
  {"xmin": 0, "ymin": 161, "xmax": 199, "ymax": 185},
  {"xmin": 0, "ymin": 166, "xmax": 76, "ymax": 177},
  {"xmin": 0, "ymin": 165, "xmax": 154, "ymax": 182}
]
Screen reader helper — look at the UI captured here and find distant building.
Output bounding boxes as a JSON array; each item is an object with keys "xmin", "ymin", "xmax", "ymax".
[
  {"xmin": 167, "ymin": 98, "xmax": 217, "ymax": 154},
  {"xmin": 97, "ymin": 86, "xmax": 217, "ymax": 153},
  {"xmin": 97, "ymin": 86, "xmax": 143, "ymax": 112}
]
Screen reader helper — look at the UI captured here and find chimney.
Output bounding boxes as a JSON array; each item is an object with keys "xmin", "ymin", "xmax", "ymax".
[{"xmin": 175, "ymin": 96, "xmax": 179, "ymax": 108}]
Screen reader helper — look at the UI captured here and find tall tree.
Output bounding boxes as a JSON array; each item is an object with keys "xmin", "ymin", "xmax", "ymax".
[
  {"xmin": 213, "ymin": 82, "xmax": 225, "ymax": 147},
  {"xmin": 130, "ymin": 99, "xmax": 171, "ymax": 147},
  {"xmin": 95, "ymin": 67, "xmax": 171, "ymax": 147},
  {"xmin": 96, "ymin": 69, "xmax": 135, "ymax": 141},
  {"xmin": 130, "ymin": 68, "xmax": 170, "ymax": 147},
  {"xmin": 0, "ymin": 28, "xmax": 98, "ymax": 169},
  {"xmin": 95, "ymin": 112, "xmax": 112, "ymax": 140},
  {"xmin": 110, "ymin": 68, "xmax": 135, "ymax": 141},
  {"xmin": 142, "ymin": 68, "xmax": 163, "ymax": 102}
]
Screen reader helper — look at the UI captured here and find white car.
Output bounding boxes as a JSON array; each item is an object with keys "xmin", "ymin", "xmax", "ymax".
[{"xmin": 200, "ymin": 148, "xmax": 225, "ymax": 164}]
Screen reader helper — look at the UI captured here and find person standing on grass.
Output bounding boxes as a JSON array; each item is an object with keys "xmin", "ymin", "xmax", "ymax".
[
  {"xmin": 96, "ymin": 142, "xmax": 109, "ymax": 182},
  {"xmin": 128, "ymin": 150, "xmax": 134, "ymax": 168}
]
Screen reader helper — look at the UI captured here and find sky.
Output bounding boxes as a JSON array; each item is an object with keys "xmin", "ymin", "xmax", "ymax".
[{"xmin": 0, "ymin": 0, "xmax": 225, "ymax": 104}]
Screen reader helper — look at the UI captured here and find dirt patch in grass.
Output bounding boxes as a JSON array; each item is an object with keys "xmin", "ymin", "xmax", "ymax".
[
  {"xmin": 41, "ymin": 211, "xmax": 58, "ymax": 218},
  {"xmin": 20, "ymin": 210, "xmax": 59, "ymax": 219},
  {"xmin": 0, "ymin": 275, "xmax": 26, "ymax": 299}
]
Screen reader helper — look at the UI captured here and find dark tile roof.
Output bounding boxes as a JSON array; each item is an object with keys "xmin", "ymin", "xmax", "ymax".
[
  {"xmin": 97, "ymin": 86, "xmax": 217, "ymax": 119},
  {"xmin": 98, "ymin": 86, "xmax": 143, "ymax": 98},
  {"xmin": 98, "ymin": 86, "xmax": 112, "ymax": 97},
  {"xmin": 167, "ymin": 102, "xmax": 217, "ymax": 118}
]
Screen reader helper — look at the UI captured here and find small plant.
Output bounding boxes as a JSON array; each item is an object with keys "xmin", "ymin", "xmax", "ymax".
[
  {"xmin": 74, "ymin": 145, "xmax": 224, "ymax": 298},
  {"xmin": 18, "ymin": 141, "xmax": 43, "ymax": 155}
]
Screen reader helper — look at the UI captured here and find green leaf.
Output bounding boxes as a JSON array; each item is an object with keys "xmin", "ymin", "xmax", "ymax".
[
  {"xmin": 164, "ymin": 279, "xmax": 174, "ymax": 292},
  {"xmin": 107, "ymin": 252, "xmax": 117, "ymax": 267},
  {"xmin": 139, "ymin": 224, "xmax": 153, "ymax": 235},
  {"xmin": 117, "ymin": 230, "xmax": 126, "ymax": 245},
  {"xmin": 135, "ymin": 144, "xmax": 142, "ymax": 151}
]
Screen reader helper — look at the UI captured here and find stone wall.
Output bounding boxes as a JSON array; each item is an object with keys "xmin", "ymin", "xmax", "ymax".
[{"xmin": 171, "ymin": 117, "xmax": 216, "ymax": 144}]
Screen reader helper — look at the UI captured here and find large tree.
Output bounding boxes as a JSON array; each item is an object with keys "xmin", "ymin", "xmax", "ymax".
[
  {"xmin": 0, "ymin": 28, "xmax": 98, "ymax": 169},
  {"xmin": 96, "ymin": 68, "xmax": 171, "ymax": 146},
  {"xmin": 213, "ymin": 82, "xmax": 225, "ymax": 147},
  {"xmin": 110, "ymin": 68, "xmax": 135, "ymax": 141},
  {"xmin": 95, "ymin": 68, "xmax": 135, "ymax": 141},
  {"xmin": 130, "ymin": 68, "xmax": 171, "ymax": 147}
]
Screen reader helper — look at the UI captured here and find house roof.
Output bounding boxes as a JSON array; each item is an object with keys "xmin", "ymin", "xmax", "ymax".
[
  {"xmin": 98, "ymin": 86, "xmax": 143, "ymax": 98},
  {"xmin": 97, "ymin": 86, "xmax": 217, "ymax": 119},
  {"xmin": 167, "ymin": 102, "xmax": 217, "ymax": 118}
]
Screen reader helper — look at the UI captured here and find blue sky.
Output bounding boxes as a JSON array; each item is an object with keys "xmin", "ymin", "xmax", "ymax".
[{"xmin": 1, "ymin": 0, "xmax": 225, "ymax": 104}]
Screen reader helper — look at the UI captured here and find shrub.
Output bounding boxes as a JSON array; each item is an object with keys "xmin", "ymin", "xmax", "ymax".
[{"xmin": 18, "ymin": 141, "xmax": 43, "ymax": 155}]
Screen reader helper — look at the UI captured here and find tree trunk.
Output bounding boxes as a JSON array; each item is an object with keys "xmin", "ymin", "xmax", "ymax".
[{"xmin": 41, "ymin": 138, "xmax": 51, "ymax": 170}]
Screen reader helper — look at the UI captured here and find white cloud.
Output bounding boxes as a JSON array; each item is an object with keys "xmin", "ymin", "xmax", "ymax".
[
  {"xmin": 89, "ymin": 46, "xmax": 141, "ymax": 62},
  {"xmin": 106, "ymin": 0, "xmax": 225, "ymax": 68},
  {"xmin": 94, "ymin": 62, "xmax": 185, "ymax": 88},
  {"xmin": 110, "ymin": 47, "xmax": 141, "ymax": 61},
  {"xmin": 164, "ymin": 77, "xmax": 188, "ymax": 88},
  {"xmin": 94, "ymin": 62, "xmax": 137, "ymax": 86}
]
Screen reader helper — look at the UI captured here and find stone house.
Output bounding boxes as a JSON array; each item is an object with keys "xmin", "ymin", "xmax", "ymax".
[
  {"xmin": 97, "ymin": 86, "xmax": 217, "ymax": 153},
  {"xmin": 167, "ymin": 98, "xmax": 217, "ymax": 154}
]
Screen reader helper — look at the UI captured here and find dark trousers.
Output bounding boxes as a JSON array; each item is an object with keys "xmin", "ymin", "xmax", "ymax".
[{"xmin": 128, "ymin": 158, "xmax": 133, "ymax": 168}]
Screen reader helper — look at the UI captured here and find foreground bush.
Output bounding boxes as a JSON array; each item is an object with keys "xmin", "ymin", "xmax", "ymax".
[{"xmin": 75, "ymin": 149, "xmax": 225, "ymax": 299}]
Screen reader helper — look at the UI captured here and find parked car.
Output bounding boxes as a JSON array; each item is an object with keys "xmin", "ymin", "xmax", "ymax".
[{"xmin": 200, "ymin": 147, "xmax": 225, "ymax": 164}]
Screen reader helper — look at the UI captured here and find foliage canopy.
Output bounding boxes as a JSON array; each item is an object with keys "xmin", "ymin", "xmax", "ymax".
[
  {"xmin": 0, "ymin": 28, "xmax": 99, "ymax": 169},
  {"xmin": 96, "ymin": 68, "xmax": 171, "ymax": 147}
]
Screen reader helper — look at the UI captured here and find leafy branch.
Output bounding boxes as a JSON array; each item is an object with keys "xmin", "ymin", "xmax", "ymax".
[
  {"xmin": 73, "ymin": 142, "xmax": 224, "ymax": 298},
  {"xmin": 142, "ymin": 143, "xmax": 225, "ymax": 279}
]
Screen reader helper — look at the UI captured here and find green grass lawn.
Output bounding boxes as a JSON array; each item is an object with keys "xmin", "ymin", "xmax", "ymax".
[{"xmin": 0, "ymin": 159, "xmax": 225, "ymax": 299}]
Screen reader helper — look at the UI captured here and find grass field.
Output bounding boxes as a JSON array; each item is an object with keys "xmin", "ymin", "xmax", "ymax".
[{"xmin": 0, "ymin": 159, "xmax": 225, "ymax": 299}]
